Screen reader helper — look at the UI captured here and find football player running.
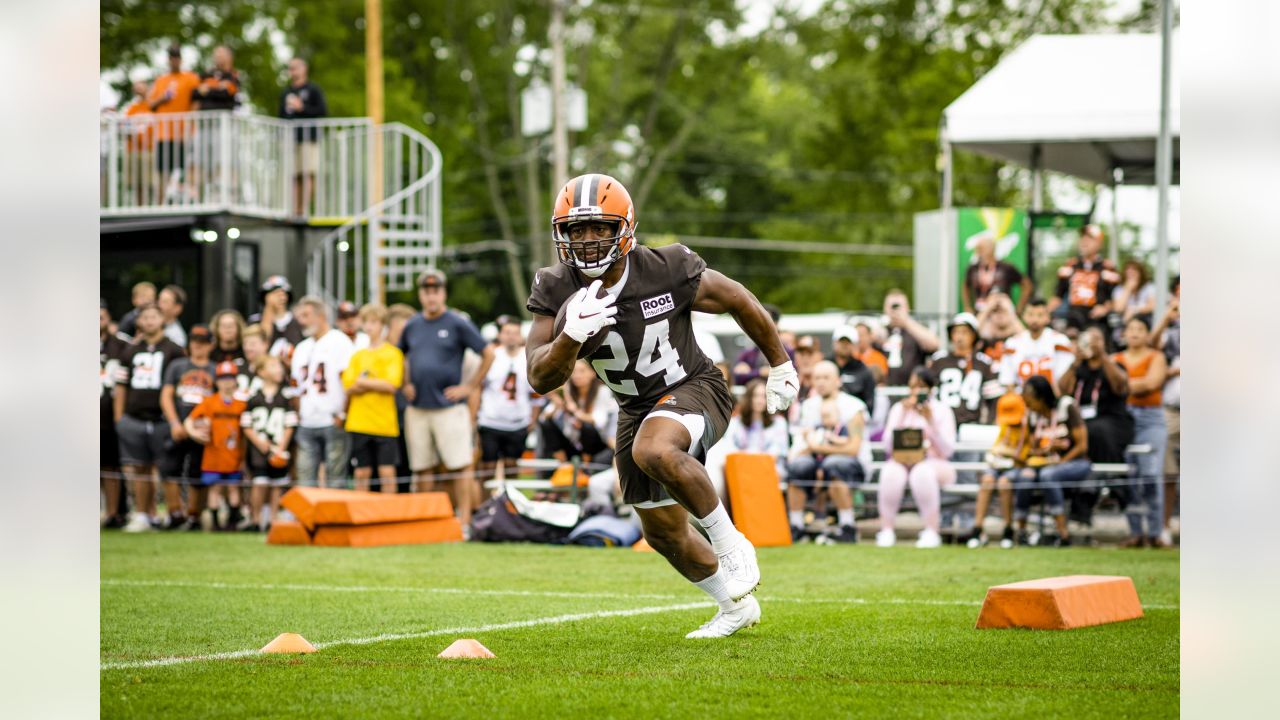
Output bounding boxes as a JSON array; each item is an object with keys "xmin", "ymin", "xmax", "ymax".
[{"xmin": 526, "ymin": 174, "xmax": 798, "ymax": 639}]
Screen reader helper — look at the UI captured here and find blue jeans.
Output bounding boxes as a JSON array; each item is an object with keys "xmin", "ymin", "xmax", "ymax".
[
  {"xmin": 295, "ymin": 425, "xmax": 350, "ymax": 488},
  {"xmin": 786, "ymin": 454, "xmax": 864, "ymax": 497},
  {"xmin": 1014, "ymin": 459, "xmax": 1091, "ymax": 519},
  {"xmin": 1126, "ymin": 405, "xmax": 1167, "ymax": 538}
]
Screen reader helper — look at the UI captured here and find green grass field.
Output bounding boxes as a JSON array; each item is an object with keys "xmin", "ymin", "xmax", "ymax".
[{"xmin": 101, "ymin": 533, "xmax": 1178, "ymax": 718}]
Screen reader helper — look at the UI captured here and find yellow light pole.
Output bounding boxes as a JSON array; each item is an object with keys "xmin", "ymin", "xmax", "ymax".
[{"xmin": 366, "ymin": 0, "xmax": 386, "ymax": 304}]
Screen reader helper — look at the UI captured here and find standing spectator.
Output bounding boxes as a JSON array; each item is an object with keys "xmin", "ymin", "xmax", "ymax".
[
  {"xmin": 880, "ymin": 289, "xmax": 940, "ymax": 386},
  {"xmin": 159, "ymin": 324, "xmax": 216, "ymax": 530},
  {"xmin": 929, "ymin": 313, "xmax": 1000, "ymax": 428},
  {"xmin": 539, "ymin": 360, "xmax": 620, "ymax": 469},
  {"xmin": 399, "ymin": 270, "xmax": 494, "ymax": 525},
  {"xmin": 1057, "ymin": 326, "xmax": 1133, "ymax": 526},
  {"xmin": 116, "ymin": 281, "xmax": 156, "ymax": 340},
  {"xmin": 387, "ymin": 303, "xmax": 416, "ymax": 347},
  {"xmin": 1150, "ymin": 277, "xmax": 1180, "ymax": 544},
  {"xmin": 291, "ymin": 296, "xmax": 355, "ymax": 487},
  {"xmin": 183, "ymin": 361, "xmax": 249, "ymax": 530},
  {"xmin": 157, "ymin": 284, "xmax": 187, "ymax": 346},
  {"xmin": 1049, "ymin": 224, "xmax": 1120, "ymax": 334},
  {"xmin": 341, "ymin": 304, "xmax": 404, "ymax": 493},
  {"xmin": 335, "ymin": 301, "xmax": 370, "ymax": 349},
  {"xmin": 387, "ymin": 303, "xmax": 418, "ymax": 490},
  {"xmin": 146, "ymin": 45, "xmax": 201, "ymax": 199},
  {"xmin": 1012, "ymin": 376, "xmax": 1088, "ymax": 547},
  {"xmin": 875, "ymin": 367, "xmax": 957, "ymax": 548},
  {"xmin": 963, "ymin": 234, "xmax": 1033, "ymax": 314},
  {"xmin": 1114, "ymin": 317, "xmax": 1169, "ymax": 547},
  {"xmin": 830, "ymin": 325, "xmax": 876, "ymax": 415},
  {"xmin": 249, "ymin": 275, "xmax": 304, "ymax": 361},
  {"xmin": 122, "ymin": 81, "xmax": 155, "ymax": 206},
  {"xmin": 1111, "ymin": 260, "xmax": 1157, "ymax": 331},
  {"xmin": 476, "ymin": 316, "xmax": 537, "ymax": 482},
  {"xmin": 239, "ymin": 323, "xmax": 268, "ymax": 400},
  {"xmin": 853, "ymin": 321, "xmax": 888, "ymax": 383},
  {"xmin": 707, "ymin": 378, "xmax": 790, "ymax": 499},
  {"xmin": 280, "ymin": 57, "xmax": 328, "ymax": 216},
  {"xmin": 193, "ymin": 45, "xmax": 240, "ymax": 111},
  {"xmin": 998, "ymin": 298, "xmax": 1074, "ymax": 390},
  {"xmin": 786, "ymin": 361, "xmax": 871, "ymax": 544},
  {"xmin": 209, "ymin": 309, "xmax": 245, "ymax": 364},
  {"xmin": 242, "ymin": 355, "xmax": 297, "ymax": 531},
  {"xmin": 732, "ymin": 304, "xmax": 789, "ymax": 385},
  {"xmin": 101, "ymin": 300, "xmax": 131, "ymax": 528},
  {"xmin": 975, "ymin": 290, "xmax": 1024, "ymax": 365},
  {"xmin": 113, "ymin": 304, "xmax": 187, "ymax": 532}
]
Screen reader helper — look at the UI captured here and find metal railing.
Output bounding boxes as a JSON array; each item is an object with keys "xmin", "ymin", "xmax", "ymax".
[
  {"xmin": 305, "ymin": 123, "xmax": 443, "ymax": 306},
  {"xmin": 100, "ymin": 110, "xmax": 388, "ymax": 220}
]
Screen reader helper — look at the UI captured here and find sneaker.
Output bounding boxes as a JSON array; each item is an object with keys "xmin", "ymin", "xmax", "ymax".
[
  {"xmin": 790, "ymin": 525, "xmax": 808, "ymax": 544},
  {"xmin": 717, "ymin": 534, "xmax": 761, "ymax": 601},
  {"xmin": 685, "ymin": 595, "xmax": 761, "ymax": 639},
  {"xmin": 999, "ymin": 526, "xmax": 1015, "ymax": 549},
  {"xmin": 915, "ymin": 528, "xmax": 942, "ymax": 548},
  {"xmin": 163, "ymin": 513, "xmax": 186, "ymax": 531},
  {"xmin": 101, "ymin": 515, "xmax": 126, "ymax": 530},
  {"xmin": 1053, "ymin": 535, "xmax": 1073, "ymax": 548},
  {"xmin": 830, "ymin": 525, "xmax": 858, "ymax": 544},
  {"xmin": 875, "ymin": 528, "xmax": 896, "ymax": 547},
  {"xmin": 1148, "ymin": 536, "xmax": 1169, "ymax": 549},
  {"xmin": 122, "ymin": 513, "xmax": 153, "ymax": 533},
  {"xmin": 1159, "ymin": 529, "xmax": 1174, "ymax": 547},
  {"xmin": 182, "ymin": 516, "xmax": 203, "ymax": 532},
  {"xmin": 239, "ymin": 523, "xmax": 261, "ymax": 533},
  {"xmin": 1015, "ymin": 530, "xmax": 1031, "ymax": 547}
]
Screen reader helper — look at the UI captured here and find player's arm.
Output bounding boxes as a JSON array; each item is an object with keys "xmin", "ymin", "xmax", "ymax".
[
  {"xmin": 693, "ymin": 269, "xmax": 787, "ymax": 367},
  {"xmin": 526, "ymin": 313, "xmax": 581, "ymax": 395}
]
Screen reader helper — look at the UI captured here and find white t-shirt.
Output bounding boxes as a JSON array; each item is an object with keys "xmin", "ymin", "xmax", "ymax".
[
  {"xmin": 477, "ymin": 347, "xmax": 534, "ymax": 432},
  {"xmin": 998, "ymin": 328, "xmax": 1075, "ymax": 388},
  {"xmin": 291, "ymin": 329, "xmax": 355, "ymax": 428},
  {"xmin": 793, "ymin": 391, "xmax": 873, "ymax": 470}
]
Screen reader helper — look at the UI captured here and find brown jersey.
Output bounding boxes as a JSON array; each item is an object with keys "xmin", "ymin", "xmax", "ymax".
[
  {"xmin": 527, "ymin": 244, "xmax": 716, "ymax": 411},
  {"xmin": 928, "ymin": 351, "xmax": 1000, "ymax": 426}
]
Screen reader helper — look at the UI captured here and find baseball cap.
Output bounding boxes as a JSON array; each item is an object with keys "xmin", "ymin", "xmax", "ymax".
[
  {"xmin": 794, "ymin": 335, "xmax": 819, "ymax": 353},
  {"xmin": 214, "ymin": 360, "xmax": 239, "ymax": 379},
  {"xmin": 832, "ymin": 325, "xmax": 858, "ymax": 344},
  {"xmin": 188, "ymin": 324, "xmax": 213, "ymax": 344},
  {"xmin": 948, "ymin": 312, "xmax": 979, "ymax": 334},
  {"xmin": 336, "ymin": 301, "xmax": 358, "ymax": 319},
  {"xmin": 995, "ymin": 393, "xmax": 1026, "ymax": 426},
  {"xmin": 418, "ymin": 269, "xmax": 447, "ymax": 289},
  {"xmin": 260, "ymin": 274, "xmax": 292, "ymax": 297}
]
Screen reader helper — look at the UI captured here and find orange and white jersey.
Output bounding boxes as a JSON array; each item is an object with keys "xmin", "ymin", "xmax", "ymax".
[{"xmin": 998, "ymin": 328, "xmax": 1075, "ymax": 388}]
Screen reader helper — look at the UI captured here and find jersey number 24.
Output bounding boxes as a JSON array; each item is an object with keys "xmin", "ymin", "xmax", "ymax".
[{"xmin": 590, "ymin": 319, "xmax": 686, "ymax": 396}]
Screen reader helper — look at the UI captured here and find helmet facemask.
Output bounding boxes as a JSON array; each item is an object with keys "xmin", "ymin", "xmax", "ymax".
[{"xmin": 553, "ymin": 215, "xmax": 634, "ymax": 277}]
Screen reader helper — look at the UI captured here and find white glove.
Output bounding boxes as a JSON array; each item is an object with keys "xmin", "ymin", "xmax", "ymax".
[
  {"xmin": 765, "ymin": 360, "xmax": 800, "ymax": 414},
  {"xmin": 562, "ymin": 279, "xmax": 618, "ymax": 343}
]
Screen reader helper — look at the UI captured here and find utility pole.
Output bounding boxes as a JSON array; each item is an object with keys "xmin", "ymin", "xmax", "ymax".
[
  {"xmin": 548, "ymin": 0, "xmax": 569, "ymax": 272},
  {"xmin": 366, "ymin": 0, "xmax": 386, "ymax": 303},
  {"xmin": 1154, "ymin": 0, "xmax": 1174, "ymax": 316}
]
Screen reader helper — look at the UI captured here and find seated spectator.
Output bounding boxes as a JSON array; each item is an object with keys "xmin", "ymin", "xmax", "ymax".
[
  {"xmin": 241, "ymin": 355, "xmax": 297, "ymax": 531},
  {"xmin": 975, "ymin": 290, "xmax": 1024, "ymax": 365},
  {"xmin": 929, "ymin": 312, "xmax": 1000, "ymax": 427},
  {"xmin": 963, "ymin": 233, "xmax": 1033, "ymax": 314},
  {"xmin": 830, "ymin": 325, "xmax": 876, "ymax": 415},
  {"xmin": 785, "ymin": 361, "xmax": 871, "ymax": 544},
  {"xmin": 1049, "ymin": 224, "xmax": 1119, "ymax": 336},
  {"xmin": 342, "ymin": 304, "xmax": 404, "ymax": 494},
  {"xmin": 733, "ymin": 304, "xmax": 789, "ymax": 385},
  {"xmin": 853, "ymin": 321, "xmax": 888, "ymax": 383},
  {"xmin": 1114, "ymin": 317, "xmax": 1169, "ymax": 548},
  {"xmin": 875, "ymin": 367, "xmax": 957, "ymax": 548},
  {"xmin": 1111, "ymin": 259, "xmax": 1157, "ymax": 335},
  {"xmin": 786, "ymin": 335, "xmax": 821, "ymax": 425},
  {"xmin": 1150, "ymin": 277, "xmax": 1180, "ymax": 545},
  {"xmin": 1012, "ymin": 376, "xmax": 1089, "ymax": 547},
  {"xmin": 183, "ymin": 361, "xmax": 248, "ymax": 531},
  {"xmin": 117, "ymin": 281, "xmax": 156, "ymax": 340},
  {"xmin": 707, "ymin": 378, "xmax": 790, "ymax": 498},
  {"xmin": 1057, "ymin": 326, "xmax": 1133, "ymax": 526},
  {"xmin": 880, "ymin": 289, "xmax": 940, "ymax": 386},
  {"xmin": 963, "ymin": 393, "xmax": 1027, "ymax": 549},
  {"xmin": 539, "ymin": 360, "xmax": 618, "ymax": 469}
]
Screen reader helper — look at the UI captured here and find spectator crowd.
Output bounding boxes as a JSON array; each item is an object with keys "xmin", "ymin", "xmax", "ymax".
[{"xmin": 101, "ymin": 225, "xmax": 1180, "ymax": 548}]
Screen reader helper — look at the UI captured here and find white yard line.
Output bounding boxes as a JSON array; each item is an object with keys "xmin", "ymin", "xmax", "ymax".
[{"xmin": 100, "ymin": 601, "xmax": 711, "ymax": 671}]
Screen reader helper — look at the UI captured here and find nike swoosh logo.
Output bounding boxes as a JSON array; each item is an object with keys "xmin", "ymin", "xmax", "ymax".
[{"xmin": 580, "ymin": 312, "xmax": 601, "ymax": 319}]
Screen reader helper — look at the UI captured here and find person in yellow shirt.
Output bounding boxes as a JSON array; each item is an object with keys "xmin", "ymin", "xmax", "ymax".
[{"xmin": 342, "ymin": 304, "xmax": 404, "ymax": 493}]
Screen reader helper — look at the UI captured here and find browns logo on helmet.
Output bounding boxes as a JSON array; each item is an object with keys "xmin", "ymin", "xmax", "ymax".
[{"xmin": 551, "ymin": 173, "xmax": 637, "ymax": 277}]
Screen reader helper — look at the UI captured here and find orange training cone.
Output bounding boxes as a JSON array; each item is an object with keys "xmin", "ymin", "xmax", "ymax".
[
  {"xmin": 438, "ymin": 639, "xmax": 495, "ymax": 659},
  {"xmin": 260, "ymin": 632, "xmax": 318, "ymax": 654},
  {"xmin": 632, "ymin": 537, "xmax": 656, "ymax": 552}
]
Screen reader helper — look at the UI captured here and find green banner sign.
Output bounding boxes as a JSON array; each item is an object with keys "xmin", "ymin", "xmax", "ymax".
[{"xmin": 956, "ymin": 207, "xmax": 1029, "ymax": 309}]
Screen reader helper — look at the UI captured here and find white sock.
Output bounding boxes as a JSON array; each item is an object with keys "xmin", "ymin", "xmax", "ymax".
[
  {"xmin": 789, "ymin": 511, "xmax": 804, "ymax": 528},
  {"xmin": 838, "ymin": 509, "xmax": 855, "ymax": 528},
  {"xmin": 695, "ymin": 502, "xmax": 742, "ymax": 554},
  {"xmin": 693, "ymin": 567, "xmax": 738, "ymax": 611}
]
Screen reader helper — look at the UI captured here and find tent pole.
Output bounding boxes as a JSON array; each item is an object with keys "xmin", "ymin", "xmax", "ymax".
[
  {"xmin": 939, "ymin": 117, "xmax": 953, "ymax": 209},
  {"xmin": 1110, "ymin": 169, "xmax": 1122, "ymax": 266},
  {"xmin": 1154, "ymin": 0, "xmax": 1174, "ymax": 315},
  {"xmin": 1030, "ymin": 144, "xmax": 1043, "ymax": 212}
]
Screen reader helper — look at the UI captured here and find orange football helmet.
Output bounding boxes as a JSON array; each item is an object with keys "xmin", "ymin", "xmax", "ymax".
[{"xmin": 551, "ymin": 173, "xmax": 637, "ymax": 276}]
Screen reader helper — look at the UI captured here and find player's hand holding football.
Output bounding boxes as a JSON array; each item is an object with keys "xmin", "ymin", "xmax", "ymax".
[
  {"xmin": 561, "ymin": 279, "xmax": 618, "ymax": 343},
  {"xmin": 765, "ymin": 360, "xmax": 799, "ymax": 414}
]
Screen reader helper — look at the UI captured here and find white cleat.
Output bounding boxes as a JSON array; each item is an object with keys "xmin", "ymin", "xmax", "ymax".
[
  {"xmin": 685, "ymin": 595, "xmax": 761, "ymax": 639},
  {"xmin": 716, "ymin": 534, "xmax": 761, "ymax": 601}
]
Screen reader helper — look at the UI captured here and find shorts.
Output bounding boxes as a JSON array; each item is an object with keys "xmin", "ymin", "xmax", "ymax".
[
  {"xmin": 404, "ymin": 404, "xmax": 474, "ymax": 471},
  {"xmin": 201, "ymin": 471, "xmax": 243, "ymax": 485},
  {"xmin": 349, "ymin": 432, "xmax": 401, "ymax": 469},
  {"xmin": 116, "ymin": 414, "xmax": 170, "ymax": 467},
  {"xmin": 155, "ymin": 140, "xmax": 187, "ymax": 173},
  {"xmin": 614, "ymin": 369, "xmax": 734, "ymax": 508},
  {"xmin": 478, "ymin": 426, "xmax": 529, "ymax": 462},
  {"xmin": 294, "ymin": 142, "xmax": 320, "ymax": 175},
  {"xmin": 161, "ymin": 438, "xmax": 204, "ymax": 481}
]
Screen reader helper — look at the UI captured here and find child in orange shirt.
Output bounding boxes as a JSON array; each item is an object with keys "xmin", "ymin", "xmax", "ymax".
[{"xmin": 184, "ymin": 361, "xmax": 248, "ymax": 529}]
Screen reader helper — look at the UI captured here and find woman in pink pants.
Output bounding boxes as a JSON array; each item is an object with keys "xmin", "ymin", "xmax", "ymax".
[{"xmin": 876, "ymin": 367, "xmax": 957, "ymax": 548}]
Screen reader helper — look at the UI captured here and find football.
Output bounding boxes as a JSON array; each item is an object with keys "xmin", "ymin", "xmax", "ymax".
[{"xmin": 553, "ymin": 284, "xmax": 612, "ymax": 359}]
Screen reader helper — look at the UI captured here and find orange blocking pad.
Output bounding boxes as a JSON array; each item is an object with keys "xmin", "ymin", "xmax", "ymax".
[
  {"xmin": 975, "ymin": 575, "xmax": 1144, "ymax": 630},
  {"xmin": 281, "ymin": 487, "xmax": 381, "ymax": 530},
  {"xmin": 724, "ymin": 453, "xmax": 792, "ymax": 547},
  {"xmin": 266, "ymin": 520, "xmax": 312, "ymax": 545},
  {"xmin": 312, "ymin": 492, "xmax": 454, "ymax": 526},
  {"xmin": 312, "ymin": 517, "xmax": 464, "ymax": 548}
]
